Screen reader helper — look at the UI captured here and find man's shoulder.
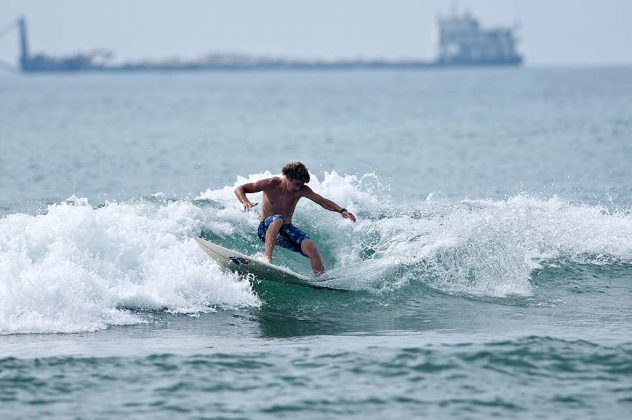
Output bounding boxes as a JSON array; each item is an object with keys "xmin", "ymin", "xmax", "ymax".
[
  {"xmin": 269, "ymin": 176, "xmax": 282, "ymax": 185},
  {"xmin": 257, "ymin": 176, "xmax": 281, "ymax": 183},
  {"xmin": 257, "ymin": 176, "xmax": 282, "ymax": 189},
  {"xmin": 298, "ymin": 184, "xmax": 315, "ymax": 196}
]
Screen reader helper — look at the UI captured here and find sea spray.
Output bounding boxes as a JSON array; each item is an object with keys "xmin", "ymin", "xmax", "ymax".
[
  {"xmin": 3, "ymin": 173, "xmax": 632, "ymax": 334},
  {"xmin": 0, "ymin": 196, "xmax": 259, "ymax": 335},
  {"xmin": 202, "ymin": 173, "xmax": 632, "ymax": 296},
  {"xmin": 340, "ymin": 193, "xmax": 632, "ymax": 296}
]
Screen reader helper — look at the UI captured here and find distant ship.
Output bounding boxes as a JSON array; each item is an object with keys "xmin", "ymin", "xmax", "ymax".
[
  {"xmin": 435, "ymin": 11, "xmax": 522, "ymax": 65},
  {"xmin": 11, "ymin": 11, "xmax": 522, "ymax": 73}
]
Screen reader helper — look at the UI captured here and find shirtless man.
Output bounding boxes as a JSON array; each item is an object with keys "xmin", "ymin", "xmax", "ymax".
[{"xmin": 234, "ymin": 161, "xmax": 356, "ymax": 274}]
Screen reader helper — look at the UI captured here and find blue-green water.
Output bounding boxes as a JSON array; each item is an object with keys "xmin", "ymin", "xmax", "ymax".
[{"xmin": 1, "ymin": 68, "xmax": 632, "ymax": 418}]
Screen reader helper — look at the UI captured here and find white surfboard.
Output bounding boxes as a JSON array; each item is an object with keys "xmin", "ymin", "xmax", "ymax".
[{"xmin": 194, "ymin": 236, "xmax": 331, "ymax": 289}]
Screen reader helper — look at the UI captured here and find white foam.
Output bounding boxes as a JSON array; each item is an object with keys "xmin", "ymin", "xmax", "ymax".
[
  {"xmin": 4, "ymin": 173, "xmax": 632, "ymax": 334},
  {"xmin": 0, "ymin": 197, "xmax": 259, "ymax": 335},
  {"xmin": 199, "ymin": 172, "xmax": 632, "ymax": 297},
  {"xmin": 335, "ymin": 193, "xmax": 632, "ymax": 297}
]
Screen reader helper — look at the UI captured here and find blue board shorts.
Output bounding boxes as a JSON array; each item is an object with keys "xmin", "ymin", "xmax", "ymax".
[{"xmin": 258, "ymin": 214, "xmax": 310, "ymax": 257}]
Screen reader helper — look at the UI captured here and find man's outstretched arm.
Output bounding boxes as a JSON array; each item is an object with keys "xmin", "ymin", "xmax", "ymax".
[
  {"xmin": 302, "ymin": 187, "xmax": 357, "ymax": 222},
  {"xmin": 234, "ymin": 177, "xmax": 278, "ymax": 211}
]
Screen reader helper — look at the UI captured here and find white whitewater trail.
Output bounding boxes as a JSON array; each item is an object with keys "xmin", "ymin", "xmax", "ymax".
[{"xmin": 3, "ymin": 172, "xmax": 632, "ymax": 334}]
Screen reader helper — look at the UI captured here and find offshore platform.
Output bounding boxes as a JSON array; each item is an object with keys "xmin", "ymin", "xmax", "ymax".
[{"xmin": 4, "ymin": 11, "xmax": 522, "ymax": 73}]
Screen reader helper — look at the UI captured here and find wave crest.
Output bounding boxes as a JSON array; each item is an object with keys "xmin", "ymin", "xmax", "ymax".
[{"xmin": 3, "ymin": 172, "xmax": 632, "ymax": 334}]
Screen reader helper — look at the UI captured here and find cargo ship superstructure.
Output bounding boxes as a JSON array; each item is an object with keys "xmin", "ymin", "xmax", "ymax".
[{"xmin": 436, "ymin": 11, "xmax": 522, "ymax": 65}]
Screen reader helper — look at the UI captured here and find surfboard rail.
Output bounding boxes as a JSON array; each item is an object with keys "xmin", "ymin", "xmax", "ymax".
[{"xmin": 194, "ymin": 236, "xmax": 331, "ymax": 288}]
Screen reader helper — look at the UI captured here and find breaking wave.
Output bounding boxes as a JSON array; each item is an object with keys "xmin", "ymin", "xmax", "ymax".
[{"xmin": 2, "ymin": 171, "xmax": 632, "ymax": 334}]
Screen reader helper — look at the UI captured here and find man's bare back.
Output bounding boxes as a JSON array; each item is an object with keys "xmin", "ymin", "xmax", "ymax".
[{"xmin": 233, "ymin": 162, "xmax": 356, "ymax": 274}]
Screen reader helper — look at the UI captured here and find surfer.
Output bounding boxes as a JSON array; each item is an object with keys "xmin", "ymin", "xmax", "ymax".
[{"xmin": 234, "ymin": 161, "xmax": 356, "ymax": 274}]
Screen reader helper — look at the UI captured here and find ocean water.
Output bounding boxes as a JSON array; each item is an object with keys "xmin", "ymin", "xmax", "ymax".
[{"xmin": 1, "ymin": 67, "xmax": 632, "ymax": 418}]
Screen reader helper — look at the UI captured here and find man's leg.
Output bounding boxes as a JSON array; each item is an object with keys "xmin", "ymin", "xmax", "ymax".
[
  {"xmin": 301, "ymin": 239, "xmax": 324, "ymax": 275},
  {"xmin": 264, "ymin": 218, "xmax": 284, "ymax": 262}
]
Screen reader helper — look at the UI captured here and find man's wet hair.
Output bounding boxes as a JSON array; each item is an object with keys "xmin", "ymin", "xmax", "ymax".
[{"xmin": 282, "ymin": 161, "xmax": 310, "ymax": 183}]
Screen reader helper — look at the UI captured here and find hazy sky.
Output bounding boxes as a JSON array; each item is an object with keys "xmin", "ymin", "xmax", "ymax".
[{"xmin": 1, "ymin": 0, "xmax": 631, "ymax": 66}]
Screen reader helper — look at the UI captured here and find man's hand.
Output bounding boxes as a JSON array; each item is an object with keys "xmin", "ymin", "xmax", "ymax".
[
  {"xmin": 242, "ymin": 200, "xmax": 258, "ymax": 212},
  {"xmin": 341, "ymin": 210, "xmax": 356, "ymax": 222}
]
